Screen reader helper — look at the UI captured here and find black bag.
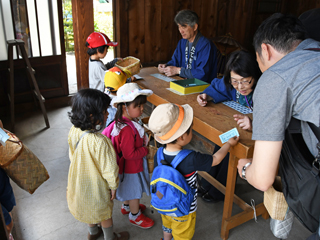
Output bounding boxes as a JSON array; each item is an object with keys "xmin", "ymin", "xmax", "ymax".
[{"xmin": 279, "ymin": 117, "xmax": 320, "ymax": 233}]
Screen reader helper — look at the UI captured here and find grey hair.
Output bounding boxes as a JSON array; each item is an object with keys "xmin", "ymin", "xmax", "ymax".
[{"xmin": 174, "ymin": 9, "xmax": 199, "ymax": 27}]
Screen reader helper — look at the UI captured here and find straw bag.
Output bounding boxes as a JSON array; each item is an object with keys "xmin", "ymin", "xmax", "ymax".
[
  {"xmin": 115, "ymin": 56, "xmax": 141, "ymax": 75},
  {"xmin": 146, "ymin": 133, "xmax": 158, "ymax": 173},
  {"xmin": 0, "ymin": 130, "xmax": 49, "ymax": 194},
  {"xmin": 264, "ymin": 176, "xmax": 288, "ymax": 220},
  {"xmin": 140, "ymin": 117, "xmax": 158, "ymax": 173}
]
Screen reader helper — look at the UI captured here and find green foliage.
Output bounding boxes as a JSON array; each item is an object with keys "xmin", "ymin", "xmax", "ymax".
[
  {"xmin": 62, "ymin": 0, "xmax": 114, "ymax": 52},
  {"xmin": 63, "ymin": 0, "xmax": 74, "ymax": 52},
  {"xmin": 94, "ymin": 11, "xmax": 113, "ymax": 41}
]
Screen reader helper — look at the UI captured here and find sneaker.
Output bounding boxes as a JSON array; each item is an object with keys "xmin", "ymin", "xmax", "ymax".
[
  {"xmin": 129, "ymin": 213, "xmax": 154, "ymax": 229},
  {"xmin": 201, "ymin": 192, "xmax": 224, "ymax": 203},
  {"xmin": 121, "ymin": 204, "xmax": 146, "ymax": 215},
  {"xmin": 197, "ymin": 185, "xmax": 208, "ymax": 197},
  {"xmin": 87, "ymin": 227, "xmax": 103, "ymax": 240},
  {"xmin": 113, "ymin": 231, "xmax": 130, "ymax": 240}
]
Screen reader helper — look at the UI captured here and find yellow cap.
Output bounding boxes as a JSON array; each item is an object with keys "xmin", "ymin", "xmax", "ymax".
[{"xmin": 104, "ymin": 67, "xmax": 130, "ymax": 92}]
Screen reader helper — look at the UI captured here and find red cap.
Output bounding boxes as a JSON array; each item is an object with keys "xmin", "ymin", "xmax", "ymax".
[{"xmin": 86, "ymin": 32, "xmax": 118, "ymax": 49}]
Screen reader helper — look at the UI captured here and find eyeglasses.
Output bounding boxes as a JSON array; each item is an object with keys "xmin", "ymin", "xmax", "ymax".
[{"xmin": 230, "ymin": 77, "xmax": 253, "ymax": 86}]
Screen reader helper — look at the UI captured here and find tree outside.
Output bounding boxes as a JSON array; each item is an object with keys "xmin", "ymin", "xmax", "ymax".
[{"xmin": 62, "ymin": 0, "xmax": 114, "ymax": 52}]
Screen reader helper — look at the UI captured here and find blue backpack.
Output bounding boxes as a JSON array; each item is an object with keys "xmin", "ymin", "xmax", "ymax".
[{"xmin": 150, "ymin": 147, "xmax": 196, "ymax": 217}]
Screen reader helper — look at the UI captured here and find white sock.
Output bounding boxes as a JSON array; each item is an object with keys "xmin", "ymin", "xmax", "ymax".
[
  {"xmin": 129, "ymin": 209, "xmax": 141, "ymax": 221},
  {"xmin": 122, "ymin": 203, "xmax": 130, "ymax": 211}
]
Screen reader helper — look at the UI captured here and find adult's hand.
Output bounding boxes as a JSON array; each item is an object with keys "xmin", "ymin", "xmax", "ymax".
[
  {"xmin": 158, "ymin": 64, "xmax": 166, "ymax": 73},
  {"xmin": 233, "ymin": 114, "xmax": 252, "ymax": 131},
  {"xmin": 197, "ymin": 93, "xmax": 208, "ymax": 106},
  {"xmin": 163, "ymin": 66, "xmax": 180, "ymax": 76}
]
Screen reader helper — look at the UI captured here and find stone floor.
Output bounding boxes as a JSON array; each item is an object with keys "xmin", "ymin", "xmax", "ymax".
[{"xmin": 2, "ymin": 106, "xmax": 313, "ymax": 240}]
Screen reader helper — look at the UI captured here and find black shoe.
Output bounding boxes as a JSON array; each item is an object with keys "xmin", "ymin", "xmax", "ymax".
[
  {"xmin": 201, "ymin": 192, "xmax": 224, "ymax": 203},
  {"xmin": 197, "ymin": 185, "xmax": 208, "ymax": 197}
]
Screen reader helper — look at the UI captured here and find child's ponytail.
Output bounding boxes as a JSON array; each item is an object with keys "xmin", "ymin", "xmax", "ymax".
[{"xmin": 115, "ymin": 103, "xmax": 124, "ymax": 129}]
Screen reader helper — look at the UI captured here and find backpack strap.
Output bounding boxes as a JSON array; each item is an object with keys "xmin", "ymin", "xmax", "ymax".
[
  {"xmin": 157, "ymin": 147, "xmax": 164, "ymax": 166},
  {"xmin": 75, "ymin": 130, "xmax": 92, "ymax": 149},
  {"xmin": 287, "ymin": 117, "xmax": 320, "ymax": 176},
  {"xmin": 156, "ymin": 147, "xmax": 192, "ymax": 168},
  {"xmin": 171, "ymin": 150, "xmax": 193, "ymax": 169},
  {"xmin": 305, "ymin": 48, "xmax": 320, "ymax": 52}
]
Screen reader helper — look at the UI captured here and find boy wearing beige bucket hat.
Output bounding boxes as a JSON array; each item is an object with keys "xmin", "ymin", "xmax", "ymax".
[{"xmin": 148, "ymin": 103, "xmax": 239, "ymax": 240}]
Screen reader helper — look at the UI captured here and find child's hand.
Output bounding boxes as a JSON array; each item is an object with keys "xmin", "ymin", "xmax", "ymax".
[
  {"xmin": 130, "ymin": 76, "xmax": 136, "ymax": 82},
  {"xmin": 197, "ymin": 93, "xmax": 208, "ymax": 106},
  {"xmin": 158, "ymin": 64, "xmax": 166, "ymax": 73},
  {"xmin": 227, "ymin": 136, "xmax": 239, "ymax": 147},
  {"xmin": 110, "ymin": 189, "xmax": 116, "ymax": 201},
  {"xmin": 233, "ymin": 114, "xmax": 252, "ymax": 131}
]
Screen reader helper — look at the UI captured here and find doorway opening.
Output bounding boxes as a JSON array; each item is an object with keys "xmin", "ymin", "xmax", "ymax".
[{"xmin": 62, "ymin": 0, "xmax": 114, "ymax": 94}]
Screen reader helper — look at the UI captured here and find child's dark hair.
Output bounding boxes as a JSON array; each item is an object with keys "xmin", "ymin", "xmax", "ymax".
[
  {"xmin": 86, "ymin": 42, "xmax": 109, "ymax": 56},
  {"xmin": 114, "ymin": 95, "xmax": 147, "ymax": 128},
  {"xmin": 68, "ymin": 88, "xmax": 111, "ymax": 131},
  {"xmin": 168, "ymin": 123, "xmax": 193, "ymax": 145},
  {"xmin": 223, "ymin": 50, "xmax": 262, "ymax": 91}
]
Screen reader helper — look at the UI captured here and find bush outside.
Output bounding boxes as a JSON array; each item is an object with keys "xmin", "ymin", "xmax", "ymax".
[{"xmin": 63, "ymin": 0, "xmax": 114, "ymax": 52}]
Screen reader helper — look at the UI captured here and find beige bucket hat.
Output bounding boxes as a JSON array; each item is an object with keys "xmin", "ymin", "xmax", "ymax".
[{"xmin": 148, "ymin": 103, "xmax": 193, "ymax": 144}]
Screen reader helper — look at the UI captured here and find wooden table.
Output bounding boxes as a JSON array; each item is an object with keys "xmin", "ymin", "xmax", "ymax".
[{"xmin": 138, "ymin": 67, "xmax": 269, "ymax": 240}]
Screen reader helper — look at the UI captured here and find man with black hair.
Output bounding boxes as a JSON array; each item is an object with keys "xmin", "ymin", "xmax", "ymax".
[
  {"xmin": 158, "ymin": 9, "xmax": 218, "ymax": 83},
  {"xmin": 236, "ymin": 13, "xmax": 320, "ymax": 240}
]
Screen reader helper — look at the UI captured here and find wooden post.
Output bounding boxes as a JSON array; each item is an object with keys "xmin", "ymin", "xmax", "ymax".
[
  {"xmin": 71, "ymin": 0, "xmax": 94, "ymax": 90},
  {"xmin": 113, "ymin": 0, "xmax": 129, "ymax": 58}
]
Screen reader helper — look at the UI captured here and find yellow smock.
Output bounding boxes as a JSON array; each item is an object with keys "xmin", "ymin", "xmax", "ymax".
[{"xmin": 67, "ymin": 126, "xmax": 119, "ymax": 224}]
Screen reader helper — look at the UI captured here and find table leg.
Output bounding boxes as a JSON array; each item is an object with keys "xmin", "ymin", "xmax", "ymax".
[{"xmin": 221, "ymin": 153, "xmax": 238, "ymax": 240}]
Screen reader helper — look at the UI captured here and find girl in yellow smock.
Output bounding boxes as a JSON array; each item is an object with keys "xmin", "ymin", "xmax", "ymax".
[{"xmin": 67, "ymin": 89, "xmax": 129, "ymax": 240}]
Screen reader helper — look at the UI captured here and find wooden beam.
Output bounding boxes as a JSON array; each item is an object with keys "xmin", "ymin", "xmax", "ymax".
[{"xmin": 71, "ymin": 0, "xmax": 94, "ymax": 89}]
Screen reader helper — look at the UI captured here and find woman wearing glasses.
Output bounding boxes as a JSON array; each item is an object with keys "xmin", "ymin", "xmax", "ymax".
[{"xmin": 196, "ymin": 50, "xmax": 261, "ymax": 202}]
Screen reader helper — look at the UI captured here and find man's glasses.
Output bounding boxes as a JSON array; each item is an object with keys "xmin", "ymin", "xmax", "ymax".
[{"xmin": 230, "ymin": 77, "xmax": 253, "ymax": 86}]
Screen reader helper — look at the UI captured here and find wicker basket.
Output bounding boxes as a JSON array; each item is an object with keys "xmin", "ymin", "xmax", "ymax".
[
  {"xmin": 264, "ymin": 176, "xmax": 288, "ymax": 220},
  {"xmin": 147, "ymin": 143, "xmax": 157, "ymax": 173},
  {"xmin": 141, "ymin": 117, "xmax": 157, "ymax": 173},
  {"xmin": 115, "ymin": 56, "xmax": 141, "ymax": 75},
  {"xmin": 0, "ymin": 131, "xmax": 50, "ymax": 194}
]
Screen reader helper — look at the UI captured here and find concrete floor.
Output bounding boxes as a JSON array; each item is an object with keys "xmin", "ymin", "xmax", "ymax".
[{"xmin": 3, "ymin": 107, "xmax": 313, "ymax": 240}]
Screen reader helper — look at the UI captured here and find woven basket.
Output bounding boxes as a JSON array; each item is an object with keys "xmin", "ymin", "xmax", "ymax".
[
  {"xmin": 144, "ymin": 123, "xmax": 157, "ymax": 173},
  {"xmin": 115, "ymin": 56, "xmax": 141, "ymax": 75},
  {"xmin": 264, "ymin": 176, "xmax": 288, "ymax": 220},
  {"xmin": 0, "ymin": 131, "xmax": 50, "ymax": 194}
]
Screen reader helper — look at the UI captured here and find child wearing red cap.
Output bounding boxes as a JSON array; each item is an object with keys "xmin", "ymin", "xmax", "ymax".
[{"xmin": 86, "ymin": 32, "xmax": 120, "ymax": 92}]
